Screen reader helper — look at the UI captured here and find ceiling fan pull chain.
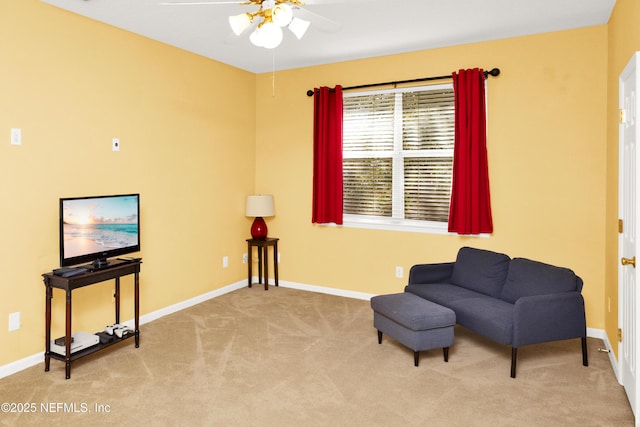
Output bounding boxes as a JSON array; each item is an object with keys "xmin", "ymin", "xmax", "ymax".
[{"xmin": 272, "ymin": 49, "xmax": 276, "ymax": 97}]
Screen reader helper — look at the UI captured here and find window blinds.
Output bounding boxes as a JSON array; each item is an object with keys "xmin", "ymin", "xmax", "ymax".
[{"xmin": 343, "ymin": 86, "xmax": 454, "ymax": 222}]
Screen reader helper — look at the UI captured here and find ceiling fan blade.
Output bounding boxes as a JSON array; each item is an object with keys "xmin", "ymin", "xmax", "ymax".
[
  {"xmin": 294, "ymin": 6, "xmax": 342, "ymax": 33},
  {"xmin": 159, "ymin": 1, "xmax": 249, "ymax": 5},
  {"xmin": 303, "ymin": 0, "xmax": 375, "ymax": 4},
  {"xmin": 160, "ymin": 0, "xmax": 372, "ymax": 6}
]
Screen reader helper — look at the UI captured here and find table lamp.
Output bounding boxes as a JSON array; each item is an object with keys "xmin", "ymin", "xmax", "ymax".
[{"xmin": 246, "ymin": 194, "xmax": 275, "ymax": 240}]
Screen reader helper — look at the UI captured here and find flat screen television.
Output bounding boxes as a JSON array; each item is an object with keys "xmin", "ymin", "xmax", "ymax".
[{"xmin": 59, "ymin": 194, "xmax": 140, "ymax": 268}]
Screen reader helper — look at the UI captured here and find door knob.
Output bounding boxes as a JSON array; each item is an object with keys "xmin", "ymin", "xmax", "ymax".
[{"xmin": 622, "ymin": 256, "xmax": 636, "ymax": 268}]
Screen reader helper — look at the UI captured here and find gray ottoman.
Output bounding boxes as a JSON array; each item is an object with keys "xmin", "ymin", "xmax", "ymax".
[{"xmin": 371, "ymin": 292, "xmax": 455, "ymax": 366}]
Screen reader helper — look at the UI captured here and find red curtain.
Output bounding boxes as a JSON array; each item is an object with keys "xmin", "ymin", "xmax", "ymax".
[
  {"xmin": 448, "ymin": 69, "xmax": 493, "ymax": 234},
  {"xmin": 312, "ymin": 86, "xmax": 344, "ymax": 224}
]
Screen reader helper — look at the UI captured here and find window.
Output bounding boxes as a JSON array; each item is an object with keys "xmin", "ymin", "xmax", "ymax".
[{"xmin": 342, "ymin": 84, "xmax": 454, "ymax": 233}]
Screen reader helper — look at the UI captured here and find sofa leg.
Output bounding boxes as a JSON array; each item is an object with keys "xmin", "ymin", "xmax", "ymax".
[
  {"xmin": 377, "ymin": 330, "xmax": 382, "ymax": 344},
  {"xmin": 414, "ymin": 351, "xmax": 420, "ymax": 367},
  {"xmin": 511, "ymin": 347, "xmax": 517, "ymax": 378},
  {"xmin": 443, "ymin": 347, "xmax": 449, "ymax": 362},
  {"xmin": 582, "ymin": 337, "xmax": 589, "ymax": 367}
]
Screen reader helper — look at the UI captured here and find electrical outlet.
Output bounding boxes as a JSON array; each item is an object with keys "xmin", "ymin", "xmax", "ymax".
[
  {"xmin": 242, "ymin": 253, "xmax": 248, "ymax": 264},
  {"xmin": 223, "ymin": 256, "xmax": 229, "ymax": 268},
  {"xmin": 8, "ymin": 312, "xmax": 20, "ymax": 332},
  {"xmin": 395, "ymin": 266, "xmax": 404, "ymax": 278},
  {"xmin": 10, "ymin": 128, "xmax": 21, "ymax": 145}
]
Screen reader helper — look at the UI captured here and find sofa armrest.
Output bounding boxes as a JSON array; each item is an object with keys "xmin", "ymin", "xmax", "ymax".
[
  {"xmin": 408, "ymin": 262, "xmax": 455, "ymax": 285},
  {"xmin": 512, "ymin": 292, "xmax": 586, "ymax": 347}
]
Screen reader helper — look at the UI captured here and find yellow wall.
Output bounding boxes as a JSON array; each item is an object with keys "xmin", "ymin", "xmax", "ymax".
[
  {"xmin": 605, "ymin": 0, "xmax": 640, "ymax": 358},
  {"xmin": 256, "ymin": 26, "xmax": 608, "ymax": 328},
  {"xmin": 0, "ymin": 1, "xmax": 256, "ymax": 365},
  {"xmin": 0, "ymin": 0, "xmax": 616, "ymax": 369}
]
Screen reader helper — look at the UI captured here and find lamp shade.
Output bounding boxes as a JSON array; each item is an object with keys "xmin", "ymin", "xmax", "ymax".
[{"xmin": 246, "ymin": 195, "xmax": 275, "ymax": 217}]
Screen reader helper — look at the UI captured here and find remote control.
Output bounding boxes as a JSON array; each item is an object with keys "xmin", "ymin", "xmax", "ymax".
[{"xmin": 61, "ymin": 268, "xmax": 89, "ymax": 277}]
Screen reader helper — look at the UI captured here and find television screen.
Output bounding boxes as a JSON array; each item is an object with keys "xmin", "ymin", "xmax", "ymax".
[{"xmin": 60, "ymin": 194, "xmax": 140, "ymax": 268}]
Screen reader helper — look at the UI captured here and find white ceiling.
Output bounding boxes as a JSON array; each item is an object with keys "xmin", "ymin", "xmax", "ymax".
[{"xmin": 40, "ymin": 0, "xmax": 616, "ymax": 74}]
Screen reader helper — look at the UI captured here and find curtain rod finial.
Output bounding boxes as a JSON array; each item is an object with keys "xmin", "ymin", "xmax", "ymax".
[
  {"xmin": 307, "ymin": 90, "xmax": 315, "ymax": 97},
  {"xmin": 487, "ymin": 68, "xmax": 500, "ymax": 77}
]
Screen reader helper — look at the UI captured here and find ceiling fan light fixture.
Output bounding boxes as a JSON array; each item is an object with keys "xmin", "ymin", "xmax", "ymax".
[
  {"xmin": 249, "ymin": 27, "xmax": 264, "ymax": 47},
  {"xmin": 250, "ymin": 22, "xmax": 283, "ymax": 49},
  {"xmin": 272, "ymin": 3, "xmax": 293, "ymax": 27},
  {"xmin": 288, "ymin": 17, "xmax": 310, "ymax": 40},
  {"xmin": 229, "ymin": 13, "xmax": 252, "ymax": 36}
]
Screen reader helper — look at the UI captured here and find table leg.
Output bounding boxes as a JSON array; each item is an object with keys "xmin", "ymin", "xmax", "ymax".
[
  {"xmin": 134, "ymin": 271, "xmax": 140, "ymax": 348},
  {"xmin": 274, "ymin": 241, "xmax": 279, "ymax": 287},
  {"xmin": 257, "ymin": 246, "xmax": 263, "ymax": 284},
  {"xmin": 114, "ymin": 277, "xmax": 121, "ymax": 324},
  {"xmin": 44, "ymin": 285, "xmax": 52, "ymax": 372},
  {"xmin": 247, "ymin": 241, "xmax": 252, "ymax": 288},
  {"xmin": 65, "ymin": 290, "xmax": 72, "ymax": 380},
  {"xmin": 264, "ymin": 244, "xmax": 269, "ymax": 291}
]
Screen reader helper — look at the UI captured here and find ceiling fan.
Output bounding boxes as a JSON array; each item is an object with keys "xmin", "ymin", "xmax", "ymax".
[{"xmin": 159, "ymin": 0, "xmax": 341, "ymax": 49}]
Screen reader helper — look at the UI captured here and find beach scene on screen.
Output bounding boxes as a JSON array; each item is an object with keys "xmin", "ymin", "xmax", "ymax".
[{"xmin": 62, "ymin": 196, "xmax": 138, "ymax": 258}]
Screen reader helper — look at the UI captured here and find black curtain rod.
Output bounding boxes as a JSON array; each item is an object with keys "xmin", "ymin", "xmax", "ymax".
[{"xmin": 306, "ymin": 67, "xmax": 500, "ymax": 97}]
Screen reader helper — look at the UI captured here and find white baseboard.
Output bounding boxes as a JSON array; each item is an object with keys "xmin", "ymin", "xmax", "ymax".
[
  {"xmin": 0, "ymin": 279, "xmax": 616, "ymax": 381},
  {"xmin": 0, "ymin": 353, "xmax": 44, "ymax": 380},
  {"xmin": 0, "ymin": 280, "xmax": 246, "ymax": 380},
  {"xmin": 587, "ymin": 327, "xmax": 605, "ymax": 340},
  {"xmin": 277, "ymin": 279, "xmax": 376, "ymax": 301}
]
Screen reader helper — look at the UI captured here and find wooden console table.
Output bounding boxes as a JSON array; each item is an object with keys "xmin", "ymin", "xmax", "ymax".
[
  {"xmin": 247, "ymin": 238, "xmax": 278, "ymax": 290},
  {"xmin": 42, "ymin": 259, "xmax": 141, "ymax": 379}
]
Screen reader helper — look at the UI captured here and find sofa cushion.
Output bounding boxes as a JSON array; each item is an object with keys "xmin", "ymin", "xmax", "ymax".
[
  {"xmin": 405, "ymin": 283, "xmax": 484, "ymax": 307},
  {"xmin": 450, "ymin": 247, "xmax": 511, "ymax": 298},
  {"xmin": 500, "ymin": 258, "xmax": 579, "ymax": 304},
  {"xmin": 447, "ymin": 296, "xmax": 514, "ymax": 345}
]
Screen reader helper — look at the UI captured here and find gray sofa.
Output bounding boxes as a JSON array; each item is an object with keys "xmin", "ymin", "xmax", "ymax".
[{"xmin": 405, "ymin": 246, "xmax": 588, "ymax": 378}]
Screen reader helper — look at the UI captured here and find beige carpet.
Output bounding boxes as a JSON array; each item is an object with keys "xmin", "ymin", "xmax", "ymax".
[{"xmin": 0, "ymin": 286, "xmax": 634, "ymax": 426}]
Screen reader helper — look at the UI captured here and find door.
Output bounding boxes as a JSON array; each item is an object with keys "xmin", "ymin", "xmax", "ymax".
[{"xmin": 620, "ymin": 51, "xmax": 640, "ymax": 417}]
